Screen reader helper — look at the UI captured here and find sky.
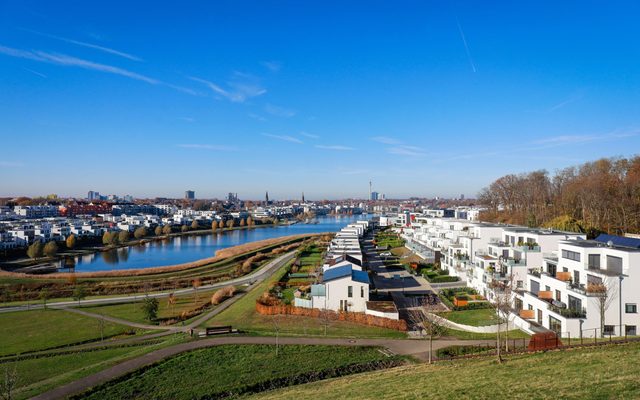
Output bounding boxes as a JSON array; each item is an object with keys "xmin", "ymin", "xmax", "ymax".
[{"xmin": 1, "ymin": 1, "xmax": 640, "ymax": 200}]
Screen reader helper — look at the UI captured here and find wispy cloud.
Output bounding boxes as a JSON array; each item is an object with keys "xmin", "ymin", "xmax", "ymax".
[
  {"xmin": 261, "ymin": 60, "xmax": 281, "ymax": 72},
  {"xmin": 178, "ymin": 117, "xmax": 195, "ymax": 123},
  {"xmin": 0, "ymin": 44, "xmax": 159, "ymax": 84},
  {"xmin": 178, "ymin": 144, "xmax": 237, "ymax": 151},
  {"xmin": 456, "ymin": 17, "xmax": 476, "ymax": 73},
  {"xmin": 0, "ymin": 161, "xmax": 23, "ymax": 168},
  {"xmin": 315, "ymin": 145, "xmax": 354, "ymax": 151},
  {"xmin": 261, "ymin": 133, "xmax": 303, "ymax": 144},
  {"xmin": 533, "ymin": 135, "xmax": 597, "ymax": 145},
  {"xmin": 248, "ymin": 113, "xmax": 267, "ymax": 121},
  {"xmin": 371, "ymin": 136, "xmax": 402, "ymax": 145},
  {"xmin": 300, "ymin": 132, "xmax": 319, "ymax": 139},
  {"xmin": 22, "ymin": 28, "xmax": 142, "ymax": 61},
  {"xmin": 387, "ymin": 145, "xmax": 426, "ymax": 157},
  {"xmin": 190, "ymin": 76, "xmax": 266, "ymax": 103},
  {"xmin": 336, "ymin": 168, "xmax": 369, "ymax": 175},
  {"xmin": 264, "ymin": 103, "xmax": 296, "ymax": 118},
  {"xmin": 23, "ymin": 67, "xmax": 46, "ymax": 78},
  {"xmin": 547, "ymin": 93, "xmax": 584, "ymax": 112}
]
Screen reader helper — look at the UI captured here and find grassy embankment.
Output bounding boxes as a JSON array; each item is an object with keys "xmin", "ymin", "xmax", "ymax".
[
  {"xmin": 78, "ymin": 345, "xmax": 409, "ymax": 400},
  {"xmin": 0, "ymin": 309, "xmax": 148, "ymax": 356},
  {"xmin": 251, "ymin": 341, "xmax": 640, "ymax": 400},
  {"xmin": 1, "ymin": 335, "xmax": 187, "ymax": 400}
]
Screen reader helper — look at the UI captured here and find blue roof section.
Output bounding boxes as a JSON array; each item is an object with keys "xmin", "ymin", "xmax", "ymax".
[
  {"xmin": 323, "ymin": 265, "xmax": 370, "ymax": 285},
  {"xmin": 352, "ymin": 269, "xmax": 370, "ymax": 284},
  {"xmin": 323, "ymin": 265, "xmax": 352, "ymax": 282},
  {"xmin": 595, "ymin": 234, "xmax": 640, "ymax": 249}
]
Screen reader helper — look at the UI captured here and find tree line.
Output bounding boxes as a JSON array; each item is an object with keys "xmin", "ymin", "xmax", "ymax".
[{"xmin": 478, "ymin": 156, "xmax": 640, "ymax": 236}]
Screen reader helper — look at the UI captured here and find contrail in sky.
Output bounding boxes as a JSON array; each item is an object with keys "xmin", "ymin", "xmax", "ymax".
[{"xmin": 456, "ymin": 17, "xmax": 476, "ymax": 73}]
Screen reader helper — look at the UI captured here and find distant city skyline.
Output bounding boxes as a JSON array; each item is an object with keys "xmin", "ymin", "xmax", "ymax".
[{"xmin": 1, "ymin": 1, "xmax": 640, "ymax": 198}]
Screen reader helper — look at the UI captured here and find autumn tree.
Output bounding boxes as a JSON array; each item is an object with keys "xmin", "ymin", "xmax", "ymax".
[
  {"xmin": 167, "ymin": 293, "xmax": 176, "ymax": 317},
  {"xmin": 118, "ymin": 230, "xmax": 130, "ymax": 243},
  {"xmin": 43, "ymin": 241, "xmax": 58, "ymax": 257},
  {"xmin": 154, "ymin": 226, "xmax": 163, "ymax": 236},
  {"xmin": 162, "ymin": 225, "xmax": 172, "ymax": 235},
  {"xmin": 192, "ymin": 278, "xmax": 201, "ymax": 304},
  {"xmin": 211, "ymin": 220, "xmax": 218, "ymax": 231},
  {"xmin": 134, "ymin": 227, "xmax": 148, "ymax": 239},
  {"xmin": 226, "ymin": 219, "xmax": 234, "ymax": 229},
  {"xmin": 181, "ymin": 225, "xmax": 189, "ymax": 233},
  {"xmin": 247, "ymin": 217, "xmax": 254, "ymax": 227},
  {"xmin": 191, "ymin": 220, "xmax": 199, "ymax": 230},
  {"xmin": 26, "ymin": 241, "xmax": 44, "ymax": 259},
  {"xmin": 39, "ymin": 287, "xmax": 50, "ymax": 310},
  {"xmin": 73, "ymin": 285, "xmax": 86, "ymax": 306},
  {"xmin": 66, "ymin": 234, "xmax": 77, "ymax": 249}
]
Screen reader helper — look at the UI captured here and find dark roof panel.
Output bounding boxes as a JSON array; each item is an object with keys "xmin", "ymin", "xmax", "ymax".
[{"xmin": 595, "ymin": 234, "xmax": 640, "ymax": 249}]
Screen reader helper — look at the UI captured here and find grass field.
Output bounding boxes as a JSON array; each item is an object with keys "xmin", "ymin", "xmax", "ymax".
[
  {"xmin": 202, "ymin": 262, "xmax": 406, "ymax": 339},
  {"xmin": 441, "ymin": 308, "xmax": 498, "ymax": 327},
  {"xmin": 441, "ymin": 327, "xmax": 530, "ymax": 340},
  {"xmin": 79, "ymin": 344, "xmax": 404, "ymax": 400},
  {"xmin": 81, "ymin": 288, "xmax": 226, "ymax": 325},
  {"xmin": 3, "ymin": 335, "xmax": 187, "ymax": 400},
  {"xmin": 0, "ymin": 309, "xmax": 142, "ymax": 356},
  {"xmin": 250, "ymin": 341, "xmax": 640, "ymax": 400}
]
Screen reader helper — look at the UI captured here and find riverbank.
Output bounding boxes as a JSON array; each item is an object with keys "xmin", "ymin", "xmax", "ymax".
[
  {"xmin": 0, "ymin": 233, "xmax": 329, "ymax": 279},
  {"xmin": 0, "ymin": 222, "xmax": 281, "ymax": 271}
]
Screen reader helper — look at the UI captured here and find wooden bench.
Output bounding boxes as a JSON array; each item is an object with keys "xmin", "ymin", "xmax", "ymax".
[{"xmin": 197, "ymin": 326, "xmax": 235, "ymax": 337}]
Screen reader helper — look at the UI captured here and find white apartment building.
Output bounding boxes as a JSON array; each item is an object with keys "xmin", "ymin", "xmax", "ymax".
[{"xmin": 515, "ymin": 239, "xmax": 640, "ymax": 338}]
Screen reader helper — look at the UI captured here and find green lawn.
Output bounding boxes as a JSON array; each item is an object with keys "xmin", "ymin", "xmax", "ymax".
[
  {"xmin": 0, "ymin": 309, "xmax": 142, "ymax": 356},
  {"xmin": 82, "ymin": 288, "xmax": 224, "ymax": 325},
  {"xmin": 79, "ymin": 345, "xmax": 406, "ymax": 400},
  {"xmin": 201, "ymin": 262, "xmax": 406, "ymax": 339},
  {"xmin": 251, "ymin": 342, "xmax": 640, "ymax": 400},
  {"xmin": 4, "ymin": 335, "xmax": 187, "ymax": 400},
  {"xmin": 441, "ymin": 308, "xmax": 498, "ymax": 327}
]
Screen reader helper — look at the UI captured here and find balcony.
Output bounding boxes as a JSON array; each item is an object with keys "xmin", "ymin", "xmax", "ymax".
[
  {"xmin": 519, "ymin": 309, "xmax": 535, "ymax": 319},
  {"xmin": 505, "ymin": 258, "xmax": 526, "ymax": 267},
  {"xmin": 515, "ymin": 244, "xmax": 541, "ymax": 253},
  {"xmin": 528, "ymin": 268, "xmax": 541, "ymax": 278},
  {"xmin": 548, "ymin": 304, "xmax": 586, "ymax": 319}
]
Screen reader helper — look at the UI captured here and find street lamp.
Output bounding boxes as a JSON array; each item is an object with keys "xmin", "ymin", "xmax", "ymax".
[{"xmin": 619, "ymin": 275, "xmax": 624, "ymax": 336}]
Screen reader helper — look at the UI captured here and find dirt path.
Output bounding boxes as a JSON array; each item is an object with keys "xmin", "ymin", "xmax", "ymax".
[{"xmin": 31, "ymin": 336, "xmax": 495, "ymax": 400}]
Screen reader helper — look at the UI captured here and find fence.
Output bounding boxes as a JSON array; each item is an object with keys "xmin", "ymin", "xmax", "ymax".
[{"xmin": 433, "ymin": 324, "xmax": 640, "ymax": 362}]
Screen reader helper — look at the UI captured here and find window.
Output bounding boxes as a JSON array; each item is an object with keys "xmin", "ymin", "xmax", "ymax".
[
  {"xmin": 361, "ymin": 286, "xmax": 364, "ymax": 298},
  {"xmin": 562, "ymin": 250, "xmax": 581, "ymax": 262},
  {"xmin": 530, "ymin": 280, "xmax": 540, "ymax": 294},
  {"xmin": 626, "ymin": 325, "xmax": 637, "ymax": 336},
  {"xmin": 555, "ymin": 290, "xmax": 561, "ymax": 301},
  {"xmin": 606, "ymin": 256, "xmax": 623, "ymax": 274},
  {"xmin": 348, "ymin": 286, "xmax": 353, "ymax": 298},
  {"xmin": 568, "ymin": 295, "xmax": 582, "ymax": 312},
  {"xmin": 626, "ymin": 304, "xmax": 637, "ymax": 314},
  {"xmin": 588, "ymin": 254, "xmax": 601, "ymax": 269},
  {"xmin": 573, "ymin": 270, "xmax": 580, "ymax": 284},
  {"xmin": 549, "ymin": 316, "xmax": 562, "ymax": 334},
  {"xmin": 517, "ymin": 280, "xmax": 523, "ymax": 288},
  {"xmin": 604, "ymin": 325, "xmax": 615, "ymax": 335},
  {"xmin": 545, "ymin": 285, "xmax": 551, "ymax": 292}
]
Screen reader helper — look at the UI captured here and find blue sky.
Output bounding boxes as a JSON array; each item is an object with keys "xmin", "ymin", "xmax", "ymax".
[{"xmin": 1, "ymin": 1, "xmax": 639, "ymax": 200}]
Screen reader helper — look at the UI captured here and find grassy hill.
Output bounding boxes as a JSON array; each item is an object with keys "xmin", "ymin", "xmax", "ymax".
[{"xmin": 250, "ymin": 341, "xmax": 640, "ymax": 400}]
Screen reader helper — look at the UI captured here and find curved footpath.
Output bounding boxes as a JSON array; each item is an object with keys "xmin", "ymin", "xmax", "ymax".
[
  {"xmin": 32, "ymin": 336, "xmax": 495, "ymax": 400},
  {"xmin": 0, "ymin": 251, "xmax": 297, "ymax": 314}
]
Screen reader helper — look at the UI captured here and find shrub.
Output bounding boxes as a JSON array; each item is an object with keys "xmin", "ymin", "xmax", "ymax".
[{"xmin": 211, "ymin": 286, "xmax": 236, "ymax": 305}]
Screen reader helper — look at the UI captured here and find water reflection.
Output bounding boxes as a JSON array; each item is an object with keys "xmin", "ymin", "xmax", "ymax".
[{"xmin": 70, "ymin": 215, "xmax": 368, "ymax": 272}]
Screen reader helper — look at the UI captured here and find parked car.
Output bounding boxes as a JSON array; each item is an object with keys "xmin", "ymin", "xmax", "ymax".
[{"xmin": 380, "ymin": 251, "xmax": 392, "ymax": 257}]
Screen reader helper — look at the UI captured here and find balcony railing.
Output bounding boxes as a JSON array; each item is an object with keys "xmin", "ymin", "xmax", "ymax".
[
  {"xmin": 528, "ymin": 268, "xmax": 541, "ymax": 278},
  {"xmin": 548, "ymin": 304, "xmax": 587, "ymax": 319}
]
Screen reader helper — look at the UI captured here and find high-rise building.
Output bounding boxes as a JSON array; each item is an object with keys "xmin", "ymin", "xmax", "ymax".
[
  {"xmin": 460, "ymin": 194, "xmax": 465, "ymax": 200},
  {"xmin": 88, "ymin": 191, "xmax": 100, "ymax": 201},
  {"xmin": 370, "ymin": 191, "xmax": 379, "ymax": 201},
  {"xmin": 185, "ymin": 190, "xmax": 195, "ymax": 200}
]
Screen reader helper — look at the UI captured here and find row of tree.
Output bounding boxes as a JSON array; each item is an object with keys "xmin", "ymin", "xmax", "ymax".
[{"xmin": 478, "ymin": 156, "xmax": 640, "ymax": 236}]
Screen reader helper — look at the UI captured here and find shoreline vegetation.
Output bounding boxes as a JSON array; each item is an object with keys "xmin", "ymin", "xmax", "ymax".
[
  {"xmin": 0, "ymin": 233, "xmax": 326, "ymax": 279},
  {"xmin": 0, "ymin": 220, "xmax": 286, "ymax": 272}
]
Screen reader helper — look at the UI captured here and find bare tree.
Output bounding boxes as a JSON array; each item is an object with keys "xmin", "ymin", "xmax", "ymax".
[
  {"xmin": 490, "ymin": 270, "xmax": 515, "ymax": 356},
  {"xmin": 588, "ymin": 280, "xmax": 617, "ymax": 337},
  {"xmin": 192, "ymin": 278, "xmax": 201, "ymax": 304},
  {"xmin": 319, "ymin": 307, "xmax": 334, "ymax": 336},
  {"xmin": 0, "ymin": 366, "xmax": 18, "ymax": 400},
  {"xmin": 407, "ymin": 297, "xmax": 446, "ymax": 364}
]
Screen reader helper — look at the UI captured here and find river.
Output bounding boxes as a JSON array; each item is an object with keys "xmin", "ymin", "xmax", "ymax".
[{"xmin": 70, "ymin": 215, "xmax": 368, "ymax": 272}]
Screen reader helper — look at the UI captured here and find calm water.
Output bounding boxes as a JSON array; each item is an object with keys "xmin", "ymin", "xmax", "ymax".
[{"xmin": 70, "ymin": 215, "xmax": 368, "ymax": 272}]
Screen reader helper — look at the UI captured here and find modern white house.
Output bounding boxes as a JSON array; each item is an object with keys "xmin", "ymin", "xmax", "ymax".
[{"xmin": 307, "ymin": 264, "xmax": 370, "ymax": 312}]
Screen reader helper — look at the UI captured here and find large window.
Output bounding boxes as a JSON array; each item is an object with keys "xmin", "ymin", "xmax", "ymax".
[
  {"xmin": 562, "ymin": 249, "xmax": 581, "ymax": 262},
  {"xmin": 549, "ymin": 316, "xmax": 562, "ymax": 334},
  {"xmin": 606, "ymin": 256, "xmax": 623, "ymax": 274},
  {"xmin": 348, "ymin": 286, "xmax": 353, "ymax": 298},
  {"xmin": 588, "ymin": 254, "xmax": 601, "ymax": 269},
  {"xmin": 568, "ymin": 295, "xmax": 582, "ymax": 312},
  {"xmin": 626, "ymin": 303, "xmax": 637, "ymax": 314}
]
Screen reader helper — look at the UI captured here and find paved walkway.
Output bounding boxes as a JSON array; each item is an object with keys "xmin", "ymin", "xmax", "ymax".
[
  {"xmin": 31, "ymin": 336, "xmax": 495, "ymax": 400},
  {"xmin": 0, "ymin": 252, "xmax": 296, "ymax": 314}
]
